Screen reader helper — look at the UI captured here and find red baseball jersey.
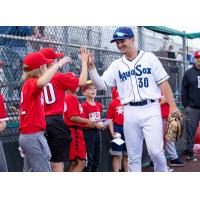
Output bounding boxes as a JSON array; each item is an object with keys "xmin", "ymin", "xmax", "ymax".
[
  {"xmin": 82, "ymin": 100, "xmax": 102, "ymax": 122},
  {"xmin": 0, "ymin": 94, "xmax": 9, "ymax": 121},
  {"xmin": 44, "ymin": 72, "xmax": 79, "ymax": 116},
  {"xmin": 160, "ymin": 95, "xmax": 169, "ymax": 119},
  {"xmin": 107, "ymin": 98, "xmax": 124, "ymax": 125},
  {"xmin": 160, "ymin": 103, "xmax": 169, "ymax": 119},
  {"xmin": 64, "ymin": 93, "xmax": 85, "ymax": 127},
  {"xmin": 19, "ymin": 78, "xmax": 46, "ymax": 134}
]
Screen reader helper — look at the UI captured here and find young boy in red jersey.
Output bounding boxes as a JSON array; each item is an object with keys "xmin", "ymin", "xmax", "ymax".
[
  {"xmin": 107, "ymin": 87, "xmax": 128, "ymax": 172},
  {"xmin": 39, "ymin": 47, "xmax": 88, "ymax": 172},
  {"xmin": 19, "ymin": 52, "xmax": 69, "ymax": 172},
  {"xmin": 64, "ymin": 85, "xmax": 95, "ymax": 172},
  {"xmin": 160, "ymin": 95, "xmax": 185, "ymax": 167},
  {"xmin": 0, "ymin": 94, "xmax": 9, "ymax": 171},
  {"xmin": 81, "ymin": 80, "xmax": 104, "ymax": 172}
]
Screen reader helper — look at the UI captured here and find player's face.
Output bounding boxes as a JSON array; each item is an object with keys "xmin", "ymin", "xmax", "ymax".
[
  {"xmin": 85, "ymin": 85, "xmax": 97, "ymax": 98},
  {"xmin": 115, "ymin": 38, "xmax": 134, "ymax": 54},
  {"xmin": 195, "ymin": 57, "xmax": 200, "ymax": 69}
]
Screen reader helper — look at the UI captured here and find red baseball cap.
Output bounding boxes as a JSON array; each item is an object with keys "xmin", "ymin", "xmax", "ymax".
[
  {"xmin": 194, "ymin": 51, "xmax": 200, "ymax": 58},
  {"xmin": 23, "ymin": 52, "xmax": 54, "ymax": 72},
  {"xmin": 39, "ymin": 48, "xmax": 64, "ymax": 60},
  {"xmin": 81, "ymin": 80, "xmax": 94, "ymax": 92}
]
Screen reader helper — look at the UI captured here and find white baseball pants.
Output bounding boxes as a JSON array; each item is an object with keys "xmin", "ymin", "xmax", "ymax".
[{"xmin": 124, "ymin": 101, "xmax": 168, "ymax": 172}]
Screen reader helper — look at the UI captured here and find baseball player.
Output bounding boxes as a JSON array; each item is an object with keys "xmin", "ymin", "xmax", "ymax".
[
  {"xmin": 107, "ymin": 87, "xmax": 128, "ymax": 172},
  {"xmin": 64, "ymin": 86, "xmax": 95, "ymax": 172},
  {"xmin": 88, "ymin": 27, "xmax": 179, "ymax": 172},
  {"xmin": 0, "ymin": 93, "xmax": 9, "ymax": 171},
  {"xmin": 19, "ymin": 52, "xmax": 69, "ymax": 172},
  {"xmin": 81, "ymin": 80, "xmax": 103, "ymax": 172},
  {"xmin": 39, "ymin": 47, "xmax": 88, "ymax": 172}
]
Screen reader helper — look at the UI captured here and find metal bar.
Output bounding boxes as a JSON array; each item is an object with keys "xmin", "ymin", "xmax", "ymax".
[
  {"xmin": 137, "ymin": 26, "xmax": 144, "ymax": 50},
  {"xmin": 182, "ymin": 32, "xmax": 187, "ymax": 72},
  {"xmin": 0, "ymin": 34, "xmax": 120, "ymax": 53}
]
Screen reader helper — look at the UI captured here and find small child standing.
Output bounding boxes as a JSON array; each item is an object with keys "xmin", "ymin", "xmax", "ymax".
[
  {"xmin": 40, "ymin": 47, "xmax": 88, "ymax": 172},
  {"xmin": 0, "ymin": 93, "xmax": 9, "ymax": 171},
  {"xmin": 81, "ymin": 80, "xmax": 104, "ymax": 172},
  {"xmin": 107, "ymin": 87, "xmax": 128, "ymax": 172},
  {"xmin": 64, "ymin": 83, "xmax": 95, "ymax": 172},
  {"xmin": 160, "ymin": 95, "xmax": 185, "ymax": 167},
  {"xmin": 19, "ymin": 52, "xmax": 69, "ymax": 172}
]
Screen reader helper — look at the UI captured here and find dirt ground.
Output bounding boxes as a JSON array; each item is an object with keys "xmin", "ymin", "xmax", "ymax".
[{"xmin": 142, "ymin": 154, "xmax": 200, "ymax": 172}]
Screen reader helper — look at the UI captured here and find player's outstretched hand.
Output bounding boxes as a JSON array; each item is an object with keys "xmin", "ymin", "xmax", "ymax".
[
  {"xmin": 88, "ymin": 51, "xmax": 95, "ymax": 70},
  {"xmin": 80, "ymin": 47, "xmax": 89, "ymax": 63},
  {"xmin": 57, "ymin": 56, "xmax": 72, "ymax": 68}
]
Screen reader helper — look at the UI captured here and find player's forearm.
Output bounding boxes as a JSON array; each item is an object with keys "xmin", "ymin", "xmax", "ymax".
[
  {"xmin": 89, "ymin": 68, "xmax": 107, "ymax": 90},
  {"xmin": 0, "ymin": 121, "xmax": 6, "ymax": 132},
  {"xmin": 69, "ymin": 116, "xmax": 89, "ymax": 124},
  {"xmin": 78, "ymin": 61, "xmax": 88, "ymax": 86},
  {"xmin": 159, "ymin": 81, "xmax": 176, "ymax": 108},
  {"xmin": 37, "ymin": 64, "xmax": 60, "ymax": 88}
]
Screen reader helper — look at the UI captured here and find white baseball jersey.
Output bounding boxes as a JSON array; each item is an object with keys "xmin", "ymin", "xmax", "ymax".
[{"xmin": 102, "ymin": 50, "xmax": 169, "ymax": 104}]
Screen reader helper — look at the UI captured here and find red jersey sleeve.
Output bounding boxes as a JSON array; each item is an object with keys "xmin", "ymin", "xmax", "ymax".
[
  {"xmin": 55, "ymin": 73, "xmax": 79, "ymax": 91},
  {"xmin": 0, "ymin": 94, "xmax": 8, "ymax": 121},
  {"xmin": 65, "ymin": 95, "xmax": 80, "ymax": 119},
  {"xmin": 24, "ymin": 78, "xmax": 42, "ymax": 98}
]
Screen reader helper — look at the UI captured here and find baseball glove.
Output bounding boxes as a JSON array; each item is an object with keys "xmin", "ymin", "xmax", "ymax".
[{"xmin": 165, "ymin": 111, "xmax": 183, "ymax": 142}]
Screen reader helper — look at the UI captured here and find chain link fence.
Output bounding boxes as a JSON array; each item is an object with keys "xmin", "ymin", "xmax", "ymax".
[{"xmin": 0, "ymin": 26, "xmax": 194, "ymax": 171}]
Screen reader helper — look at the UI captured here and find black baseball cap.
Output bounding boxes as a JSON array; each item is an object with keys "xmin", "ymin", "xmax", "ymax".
[{"xmin": 110, "ymin": 27, "xmax": 134, "ymax": 43}]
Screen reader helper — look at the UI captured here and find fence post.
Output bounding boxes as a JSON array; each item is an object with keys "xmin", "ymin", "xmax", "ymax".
[
  {"xmin": 182, "ymin": 31, "xmax": 187, "ymax": 73},
  {"xmin": 137, "ymin": 26, "xmax": 144, "ymax": 50},
  {"xmin": 63, "ymin": 26, "xmax": 69, "ymax": 52}
]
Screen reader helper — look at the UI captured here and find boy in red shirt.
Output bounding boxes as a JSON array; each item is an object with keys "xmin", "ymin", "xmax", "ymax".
[
  {"xmin": 160, "ymin": 95, "xmax": 185, "ymax": 167},
  {"xmin": 81, "ymin": 80, "xmax": 104, "ymax": 172},
  {"xmin": 19, "ymin": 52, "xmax": 69, "ymax": 172},
  {"xmin": 64, "ymin": 86, "xmax": 95, "ymax": 172},
  {"xmin": 40, "ymin": 47, "xmax": 88, "ymax": 172},
  {"xmin": 107, "ymin": 87, "xmax": 128, "ymax": 172},
  {"xmin": 0, "ymin": 94, "xmax": 9, "ymax": 171}
]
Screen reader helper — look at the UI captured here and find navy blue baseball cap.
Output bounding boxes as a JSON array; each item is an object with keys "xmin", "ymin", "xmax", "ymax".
[{"xmin": 110, "ymin": 27, "xmax": 134, "ymax": 43}]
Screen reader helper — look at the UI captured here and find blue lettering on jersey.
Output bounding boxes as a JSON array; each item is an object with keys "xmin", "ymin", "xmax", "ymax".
[{"xmin": 119, "ymin": 65, "xmax": 151, "ymax": 82}]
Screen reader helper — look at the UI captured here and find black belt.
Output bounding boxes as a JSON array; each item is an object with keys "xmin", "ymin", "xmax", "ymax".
[{"xmin": 127, "ymin": 100, "xmax": 155, "ymax": 106}]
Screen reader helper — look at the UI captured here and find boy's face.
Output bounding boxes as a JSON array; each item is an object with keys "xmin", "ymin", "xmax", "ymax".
[{"xmin": 84, "ymin": 84, "xmax": 97, "ymax": 98}]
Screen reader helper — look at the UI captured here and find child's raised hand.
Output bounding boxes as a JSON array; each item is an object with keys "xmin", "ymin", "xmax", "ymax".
[
  {"xmin": 88, "ymin": 51, "xmax": 95, "ymax": 70},
  {"xmin": 57, "ymin": 56, "xmax": 72, "ymax": 67},
  {"xmin": 80, "ymin": 47, "xmax": 89, "ymax": 63}
]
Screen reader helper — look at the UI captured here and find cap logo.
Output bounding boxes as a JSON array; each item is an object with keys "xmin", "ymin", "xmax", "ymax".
[{"xmin": 114, "ymin": 32, "xmax": 129, "ymax": 37}]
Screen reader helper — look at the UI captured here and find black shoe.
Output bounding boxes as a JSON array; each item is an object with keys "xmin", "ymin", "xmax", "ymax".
[
  {"xmin": 185, "ymin": 150, "xmax": 198, "ymax": 161},
  {"xmin": 169, "ymin": 158, "xmax": 185, "ymax": 167},
  {"xmin": 186, "ymin": 155, "xmax": 198, "ymax": 161},
  {"xmin": 149, "ymin": 161, "xmax": 154, "ymax": 168}
]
